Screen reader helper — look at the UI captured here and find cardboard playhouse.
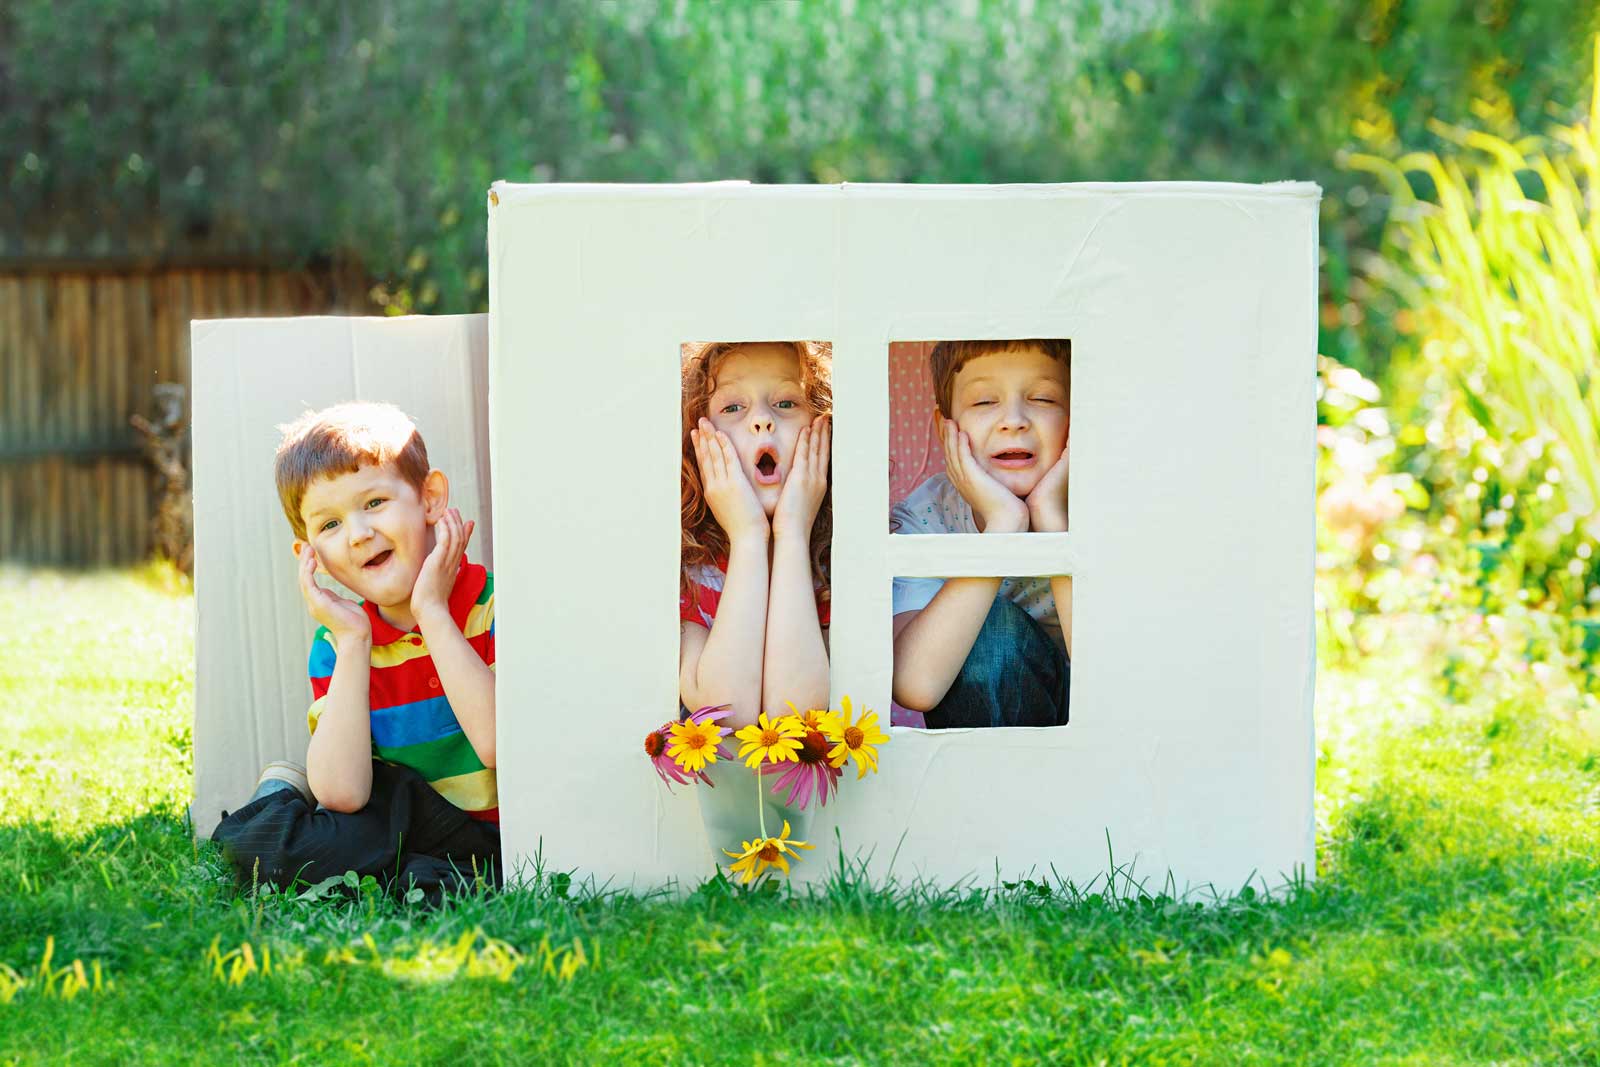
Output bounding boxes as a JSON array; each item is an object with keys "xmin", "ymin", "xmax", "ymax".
[{"xmin": 193, "ymin": 181, "xmax": 1320, "ymax": 896}]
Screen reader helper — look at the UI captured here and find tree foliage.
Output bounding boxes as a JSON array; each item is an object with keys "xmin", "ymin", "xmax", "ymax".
[{"xmin": 4, "ymin": 0, "xmax": 1594, "ymax": 367}]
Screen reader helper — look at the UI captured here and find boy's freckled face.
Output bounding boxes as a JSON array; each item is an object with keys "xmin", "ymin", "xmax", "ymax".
[
  {"xmin": 949, "ymin": 346, "xmax": 1070, "ymax": 498},
  {"xmin": 706, "ymin": 345, "xmax": 815, "ymax": 517},
  {"xmin": 298, "ymin": 464, "xmax": 435, "ymax": 609}
]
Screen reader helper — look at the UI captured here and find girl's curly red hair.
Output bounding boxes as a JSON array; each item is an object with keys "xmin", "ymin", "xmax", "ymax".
[{"xmin": 680, "ymin": 340, "xmax": 833, "ymax": 607}]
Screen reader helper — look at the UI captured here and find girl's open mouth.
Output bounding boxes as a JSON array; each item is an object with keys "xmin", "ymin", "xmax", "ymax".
[
  {"xmin": 753, "ymin": 447, "xmax": 781, "ymax": 485},
  {"xmin": 364, "ymin": 549, "xmax": 393, "ymax": 569},
  {"xmin": 990, "ymin": 450, "xmax": 1035, "ymax": 469}
]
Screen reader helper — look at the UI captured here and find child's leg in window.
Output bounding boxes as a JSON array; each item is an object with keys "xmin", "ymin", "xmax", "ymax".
[{"xmin": 923, "ymin": 595, "xmax": 1069, "ymax": 728}]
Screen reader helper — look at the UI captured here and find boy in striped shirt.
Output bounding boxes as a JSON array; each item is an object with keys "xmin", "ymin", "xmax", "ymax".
[{"xmin": 212, "ymin": 402, "xmax": 498, "ymax": 898}]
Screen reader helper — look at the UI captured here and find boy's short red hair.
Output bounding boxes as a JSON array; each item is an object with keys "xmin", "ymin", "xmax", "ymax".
[
  {"xmin": 274, "ymin": 402, "xmax": 430, "ymax": 539},
  {"xmin": 929, "ymin": 339, "xmax": 1073, "ymax": 418}
]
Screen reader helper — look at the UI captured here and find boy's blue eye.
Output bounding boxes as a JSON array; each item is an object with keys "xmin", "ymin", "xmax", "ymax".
[
  {"xmin": 775, "ymin": 400, "xmax": 797, "ymax": 410},
  {"xmin": 321, "ymin": 519, "xmax": 339, "ymax": 532},
  {"xmin": 720, "ymin": 403, "xmax": 743, "ymax": 415},
  {"xmin": 366, "ymin": 497, "xmax": 384, "ymax": 508}
]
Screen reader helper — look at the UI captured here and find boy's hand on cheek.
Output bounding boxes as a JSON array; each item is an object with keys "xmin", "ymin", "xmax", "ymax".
[
  {"xmin": 411, "ymin": 507, "xmax": 473, "ymax": 626},
  {"xmin": 297, "ymin": 545, "xmax": 371, "ymax": 646},
  {"xmin": 1026, "ymin": 445, "xmax": 1070, "ymax": 533},
  {"xmin": 693, "ymin": 418, "xmax": 769, "ymax": 545},
  {"xmin": 772, "ymin": 415, "xmax": 829, "ymax": 542},
  {"xmin": 939, "ymin": 415, "xmax": 1028, "ymax": 534}
]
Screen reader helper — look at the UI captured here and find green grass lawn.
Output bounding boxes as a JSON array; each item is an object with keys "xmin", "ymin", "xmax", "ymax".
[{"xmin": 3, "ymin": 567, "xmax": 1599, "ymax": 1065}]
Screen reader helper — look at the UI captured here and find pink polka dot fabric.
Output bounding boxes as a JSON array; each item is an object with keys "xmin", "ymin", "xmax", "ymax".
[
  {"xmin": 888, "ymin": 341, "xmax": 942, "ymax": 507},
  {"xmin": 887, "ymin": 341, "xmax": 941, "ymax": 729}
]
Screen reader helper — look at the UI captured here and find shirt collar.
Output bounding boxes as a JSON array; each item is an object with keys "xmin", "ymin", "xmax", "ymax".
[{"xmin": 362, "ymin": 557, "xmax": 488, "ymax": 645}]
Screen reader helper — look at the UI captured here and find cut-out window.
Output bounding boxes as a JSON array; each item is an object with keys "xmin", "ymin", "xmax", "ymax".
[
  {"xmin": 889, "ymin": 574, "xmax": 1072, "ymax": 730},
  {"xmin": 675, "ymin": 341, "xmax": 834, "ymax": 731},
  {"xmin": 887, "ymin": 339, "xmax": 1073, "ymax": 730},
  {"xmin": 888, "ymin": 339, "xmax": 1070, "ymax": 533}
]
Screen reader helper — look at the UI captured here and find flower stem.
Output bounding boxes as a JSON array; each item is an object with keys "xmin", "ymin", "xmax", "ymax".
[{"xmin": 755, "ymin": 760, "xmax": 768, "ymax": 840}]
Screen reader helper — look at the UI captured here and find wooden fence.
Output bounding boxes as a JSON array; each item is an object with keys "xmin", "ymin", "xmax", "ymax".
[{"xmin": 0, "ymin": 263, "xmax": 370, "ymax": 566}]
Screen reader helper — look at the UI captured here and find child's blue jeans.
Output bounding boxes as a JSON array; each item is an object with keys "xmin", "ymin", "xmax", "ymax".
[{"xmin": 923, "ymin": 594, "xmax": 1070, "ymax": 729}]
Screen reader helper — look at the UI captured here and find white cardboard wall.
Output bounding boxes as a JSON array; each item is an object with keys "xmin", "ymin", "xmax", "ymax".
[
  {"xmin": 488, "ymin": 181, "xmax": 1319, "ymax": 893},
  {"xmin": 189, "ymin": 315, "xmax": 491, "ymax": 837}
]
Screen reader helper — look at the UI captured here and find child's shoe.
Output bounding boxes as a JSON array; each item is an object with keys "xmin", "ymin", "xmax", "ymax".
[{"xmin": 248, "ymin": 761, "xmax": 312, "ymax": 805}]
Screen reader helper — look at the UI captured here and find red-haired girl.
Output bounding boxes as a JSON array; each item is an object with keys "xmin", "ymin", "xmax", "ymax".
[{"xmin": 679, "ymin": 341, "xmax": 832, "ymax": 730}]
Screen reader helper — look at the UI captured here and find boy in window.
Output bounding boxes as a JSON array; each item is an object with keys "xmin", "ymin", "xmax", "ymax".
[{"xmin": 891, "ymin": 339, "xmax": 1072, "ymax": 728}]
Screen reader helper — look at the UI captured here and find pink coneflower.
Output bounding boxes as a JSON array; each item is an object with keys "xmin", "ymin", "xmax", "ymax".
[
  {"xmin": 762, "ymin": 728, "xmax": 841, "ymax": 809},
  {"xmin": 647, "ymin": 705, "xmax": 732, "ymax": 789}
]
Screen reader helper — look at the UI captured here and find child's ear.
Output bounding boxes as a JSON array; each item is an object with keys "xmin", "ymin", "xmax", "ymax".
[
  {"xmin": 421, "ymin": 469, "xmax": 450, "ymax": 523},
  {"xmin": 291, "ymin": 539, "xmax": 319, "ymax": 574}
]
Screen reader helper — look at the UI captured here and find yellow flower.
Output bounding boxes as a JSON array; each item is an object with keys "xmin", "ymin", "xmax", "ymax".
[
  {"xmin": 793, "ymin": 701, "xmax": 841, "ymax": 738},
  {"xmin": 721, "ymin": 820, "xmax": 815, "ymax": 883},
  {"xmin": 667, "ymin": 715, "xmax": 726, "ymax": 774},
  {"xmin": 734, "ymin": 710, "xmax": 804, "ymax": 768},
  {"xmin": 822, "ymin": 695, "xmax": 888, "ymax": 779}
]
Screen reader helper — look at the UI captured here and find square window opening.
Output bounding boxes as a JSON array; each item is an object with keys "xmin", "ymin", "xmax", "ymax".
[
  {"xmin": 888, "ymin": 339, "xmax": 1071, "ymax": 535},
  {"xmin": 889, "ymin": 574, "xmax": 1073, "ymax": 731}
]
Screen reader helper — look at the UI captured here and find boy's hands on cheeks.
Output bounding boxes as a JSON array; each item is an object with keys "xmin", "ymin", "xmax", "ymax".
[
  {"xmin": 693, "ymin": 418, "xmax": 769, "ymax": 544},
  {"xmin": 411, "ymin": 507, "xmax": 474, "ymax": 628},
  {"xmin": 297, "ymin": 545, "xmax": 370, "ymax": 647},
  {"xmin": 1026, "ymin": 445, "xmax": 1070, "ymax": 533},
  {"xmin": 939, "ymin": 414, "xmax": 1029, "ymax": 533},
  {"xmin": 772, "ymin": 415, "xmax": 830, "ymax": 541}
]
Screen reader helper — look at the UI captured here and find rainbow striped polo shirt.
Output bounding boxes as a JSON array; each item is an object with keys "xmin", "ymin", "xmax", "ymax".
[{"xmin": 306, "ymin": 560, "xmax": 498, "ymax": 823}]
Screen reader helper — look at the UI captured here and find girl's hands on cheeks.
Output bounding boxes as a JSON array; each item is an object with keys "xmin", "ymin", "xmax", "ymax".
[
  {"xmin": 939, "ymin": 414, "xmax": 1029, "ymax": 533},
  {"xmin": 1025, "ymin": 445, "xmax": 1070, "ymax": 533},
  {"xmin": 772, "ymin": 415, "xmax": 829, "ymax": 542},
  {"xmin": 298, "ymin": 545, "xmax": 371, "ymax": 645},
  {"xmin": 693, "ymin": 418, "xmax": 769, "ymax": 544},
  {"xmin": 411, "ymin": 507, "xmax": 474, "ymax": 625}
]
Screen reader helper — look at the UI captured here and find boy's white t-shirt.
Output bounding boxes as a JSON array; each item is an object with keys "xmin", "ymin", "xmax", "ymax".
[{"xmin": 889, "ymin": 472, "xmax": 1063, "ymax": 648}]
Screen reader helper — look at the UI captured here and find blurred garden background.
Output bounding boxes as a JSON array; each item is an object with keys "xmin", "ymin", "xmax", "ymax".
[{"xmin": 7, "ymin": 1, "xmax": 1600, "ymax": 1061}]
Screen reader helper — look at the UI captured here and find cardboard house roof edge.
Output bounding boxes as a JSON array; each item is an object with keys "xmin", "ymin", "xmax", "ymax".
[
  {"xmin": 489, "ymin": 178, "xmax": 1322, "ymax": 201},
  {"xmin": 194, "ymin": 180, "xmax": 1319, "ymax": 897}
]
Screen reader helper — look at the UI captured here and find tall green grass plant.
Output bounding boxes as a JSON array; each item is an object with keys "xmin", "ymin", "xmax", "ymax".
[{"xmin": 1349, "ymin": 40, "xmax": 1600, "ymax": 614}]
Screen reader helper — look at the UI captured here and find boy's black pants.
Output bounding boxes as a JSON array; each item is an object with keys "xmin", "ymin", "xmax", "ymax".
[{"xmin": 210, "ymin": 760, "xmax": 501, "ymax": 903}]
